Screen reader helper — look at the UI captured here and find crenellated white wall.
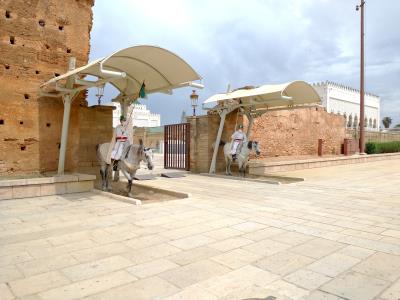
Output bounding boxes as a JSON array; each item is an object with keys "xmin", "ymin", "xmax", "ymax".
[{"xmin": 312, "ymin": 81, "xmax": 380, "ymax": 131}]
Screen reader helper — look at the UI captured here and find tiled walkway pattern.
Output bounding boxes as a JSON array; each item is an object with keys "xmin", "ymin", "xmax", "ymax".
[{"xmin": 0, "ymin": 160, "xmax": 400, "ymax": 299}]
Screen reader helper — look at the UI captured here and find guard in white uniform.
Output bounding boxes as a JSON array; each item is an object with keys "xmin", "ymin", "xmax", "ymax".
[{"xmin": 230, "ymin": 124, "xmax": 247, "ymax": 160}]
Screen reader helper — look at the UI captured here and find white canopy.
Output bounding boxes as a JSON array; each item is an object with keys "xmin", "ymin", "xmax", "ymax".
[
  {"xmin": 203, "ymin": 81, "xmax": 320, "ymax": 109},
  {"xmin": 40, "ymin": 45, "xmax": 203, "ymax": 97},
  {"xmin": 42, "ymin": 45, "xmax": 203, "ymax": 175}
]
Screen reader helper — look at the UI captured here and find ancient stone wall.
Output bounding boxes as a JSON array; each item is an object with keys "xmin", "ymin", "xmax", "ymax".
[
  {"xmin": 0, "ymin": 0, "xmax": 94, "ymax": 175},
  {"xmin": 188, "ymin": 106, "xmax": 346, "ymax": 173},
  {"xmin": 248, "ymin": 106, "xmax": 346, "ymax": 157},
  {"xmin": 188, "ymin": 111, "xmax": 243, "ymax": 173}
]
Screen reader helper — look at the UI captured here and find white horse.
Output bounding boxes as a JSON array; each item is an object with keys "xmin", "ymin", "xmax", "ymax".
[
  {"xmin": 96, "ymin": 140, "xmax": 154, "ymax": 197},
  {"xmin": 222, "ymin": 140, "xmax": 260, "ymax": 177}
]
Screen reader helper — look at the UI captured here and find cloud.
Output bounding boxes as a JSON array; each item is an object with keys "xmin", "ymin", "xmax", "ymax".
[{"xmin": 88, "ymin": 0, "xmax": 400, "ymax": 126}]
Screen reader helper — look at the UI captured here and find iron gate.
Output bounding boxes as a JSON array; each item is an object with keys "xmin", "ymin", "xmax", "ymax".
[{"xmin": 164, "ymin": 123, "xmax": 190, "ymax": 170}]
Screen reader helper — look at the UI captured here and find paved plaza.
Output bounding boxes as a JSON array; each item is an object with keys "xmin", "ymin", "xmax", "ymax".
[{"xmin": 1, "ymin": 160, "xmax": 400, "ymax": 299}]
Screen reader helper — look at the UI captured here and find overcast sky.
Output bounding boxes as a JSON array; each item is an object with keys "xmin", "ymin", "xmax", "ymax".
[{"xmin": 88, "ymin": 0, "xmax": 400, "ymax": 126}]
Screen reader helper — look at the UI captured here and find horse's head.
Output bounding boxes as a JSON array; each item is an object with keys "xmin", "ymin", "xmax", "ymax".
[
  {"xmin": 138, "ymin": 139, "xmax": 154, "ymax": 171},
  {"xmin": 248, "ymin": 140, "xmax": 261, "ymax": 156},
  {"xmin": 143, "ymin": 147, "xmax": 154, "ymax": 170}
]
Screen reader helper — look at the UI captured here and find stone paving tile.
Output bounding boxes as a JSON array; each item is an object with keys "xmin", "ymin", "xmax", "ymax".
[
  {"xmin": 9, "ymin": 270, "xmax": 70, "ymax": 298},
  {"xmin": 205, "ymin": 217, "xmax": 249, "ymax": 229},
  {"xmin": 164, "ymin": 285, "xmax": 219, "ymax": 300},
  {"xmin": 38, "ymin": 270, "xmax": 137, "ymax": 300},
  {"xmin": 320, "ymin": 271, "xmax": 390, "ymax": 300},
  {"xmin": 61, "ymin": 255, "xmax": 133, "ymax": 282},
  {"xmin": 202, "ymin": 227, "xmax": 243, "ymax": 240},
  {"xmin": 159, "ymin": 224, "xmax": 215, "ymax": 240},
  {"xmin": 71, "ymin": 242, "xmax": 132, "ymax": 263},
  {"xmin": 338, "ymin": 235, "xmax": 400, "ymax": 255},
  {"xmin": 336, "ymin": 245, "xmax": 375, "ymax": 259},
  {"xmin": 270, "ymin": 231, "xmax": 315, "ymax": 246},
  {"xmin": 230, "ymin": 221, "xmax": 267, "ymax": 232},
  {"xmin": 290, "ymin": 238, "xmax": 346, "ymax": 259},
  {"xmin": 284, "ymin": 268, "xmax": 332, "ymax": 290},
  {"xmin": 241, "ymin": 227, "xmax": 287, "ymax": 241},
  {"xmin": 307, "ymin": 253, "xmax": 361, "ymax": 277},
  {"xmin": 122, "ymin": 243, "xmax": 182, "ymax": 265},
  {"xmin": 341, "ymin": 228, "xmax": 384, "ymax": 241},
  {"xmin": 86, "ymin": 276, "xmax": 179, "ymax": 300},
  {"xmin": 168, "ymin": 234, "xmax": 216, "ymax": 250},
  {"xmin": 159, "ymin": 259, "xmax": 231, "ymax": 288},
  {"xmin": 0, "ymin": 264, "xmax": 24, "ymax": 283},
  {"xmin": 197, "ymin": 265, "xmax": 279, "ymax": 298},
  {"xmin": 167, "ymin": 246, "xmax": 222, "ymax": 266},
  {"xmin": 264, "ymin": 279, "xmax": 310, "ymax": 299},
  {"xmin": 211, "ymin": 248, "xmax": 262, "ymax": 269},
  {"xmin": 0, "ymin": 282, "xmax": 15, "ymax": 300},
  {"xmin": 351, "ymin": 252, "xmax": 400, "ymax": 282},
  {"xmin": 0, "ymin": 251, "xmax": 33, "ymax": 267},
  {"xmin": 209, "ymin": 237, "xmax": 253, "ymax": 252},
  {"xmin": 380, "ymin": 236, "xmax": 400, "ymax": 246},
  {"xmin": 123, "ymin": 234, "xmax": 170, "ymax": 250},
  {"xmin": 17, "ymin": 253, "xmax": 78, "ymax": 277},
  {"xmin": 126, "ymin": 258, "xmax": 179, "ymax": 278},
  {"xmin": 242, "ymin": 239, "xmax": 292, "ymax": 256},
  {"xmin": 254, "ymin": 250, "xmax": 314, "ymax": 276},
  {"xmin": 302, "ymin": 290, "xmax": 346, "ymax": 300},
  {"xmin": 382, "ymin": 229, "xmax": 400, "ymax": 239},
  {"xmin": 379, "ymin": 278, "xmax": 400, "ymax": 300},
  {"xmin": 28, "ymin": 239, "xmax": 97, "ymax": 259}
]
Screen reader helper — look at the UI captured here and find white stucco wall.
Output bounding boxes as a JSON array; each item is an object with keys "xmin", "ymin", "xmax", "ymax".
[
  {"xmin": 312, "ymin": 81, "xmax": 380, "ymax": 131},
  {"xmin": 105, "ymin": 103, "xmax": 161, "ymax": 128}
]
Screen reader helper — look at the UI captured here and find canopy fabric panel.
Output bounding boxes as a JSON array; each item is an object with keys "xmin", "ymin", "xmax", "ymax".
[
  {"xmin": 40, "ymin": 45, "xmax": 202, "ymax": 96},
  {"xmin": 203, "ymin": 81, "xmax": 320, "ymax": 109}
]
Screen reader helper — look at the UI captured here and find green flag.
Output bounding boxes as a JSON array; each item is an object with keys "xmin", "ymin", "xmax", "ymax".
[{"xmin": 139, "ymin": 81, "xmax": 146, "ymax": 99}]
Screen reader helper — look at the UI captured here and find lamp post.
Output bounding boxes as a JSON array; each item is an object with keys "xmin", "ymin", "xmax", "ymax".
[
  {"xmin": 356, "ymin": 1, "xmax": 365, "ymax": 154},
  {"xmin": 190, "ymin": 90, "xmax": 199, "ymax": 116},
  {"xmin": 96, "ymin": 85, "xmax": 104, "ymax": 106}
]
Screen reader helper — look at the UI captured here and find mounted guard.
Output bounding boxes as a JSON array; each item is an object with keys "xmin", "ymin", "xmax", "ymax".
[{"xmin": 230, "ymin": 124, "xmax": 247, "ymax": 161}]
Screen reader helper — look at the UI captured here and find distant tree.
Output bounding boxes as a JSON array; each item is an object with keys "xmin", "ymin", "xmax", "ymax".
[
  {"xmin": 395, "ymin": 123, "xmax": 400, "ymax": 128},
  {"xmin": 382, "ymin": 117, "xmax": 392, "ymax": 129}
]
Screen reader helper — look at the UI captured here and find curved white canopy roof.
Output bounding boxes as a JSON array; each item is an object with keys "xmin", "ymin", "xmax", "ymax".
[
  {"xmin": 40, "ymin": 45, "xmax": 202, "ymax": 97},
  {"xmin": 203, "ymin": 80, "xmax": 320, "ymax": 109}
]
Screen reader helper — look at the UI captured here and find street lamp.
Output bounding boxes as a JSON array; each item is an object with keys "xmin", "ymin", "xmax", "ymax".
[
  {"xmin": 96, "ymin": 84, "xmax": 105, "ymax": 106},
  {"xmin": 190, "ymin": 90, "xmax": 199, "ymax": 116},
  {"xmin": 356, "ymin": 0, "xmax": 365, "ymax": 154}
]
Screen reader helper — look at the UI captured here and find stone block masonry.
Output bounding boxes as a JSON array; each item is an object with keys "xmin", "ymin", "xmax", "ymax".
[
  {"xmin": 249, "ymin": 106, "xmax": 346, "ymax": 158},
  {"xmin": 0, "ymin": 1, "xmax": 114, "ymax": 176}
]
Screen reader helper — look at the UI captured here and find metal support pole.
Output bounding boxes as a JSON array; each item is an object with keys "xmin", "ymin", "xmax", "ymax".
[
  {"xmin": 209, "ymin": 109, "xmax": 227, "ymax": 174},
  {"xmin": 57, "ymin": 57, "xmax": 76, "ymax": 175},
  {"xmin": 57, "ymin": 94, "xmax": 72, "ymax": 174},
  {"xmin": 358, "ymin": 0, "xmax": 366, "ymax": 153}
]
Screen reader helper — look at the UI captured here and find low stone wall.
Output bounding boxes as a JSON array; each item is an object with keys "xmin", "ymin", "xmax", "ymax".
[
  {"xmin": 0, "ymin": 174, "xmax": 95, "ymax": 200},
  {"xmin": 249, "ymin": 153, "xmax": 400, "ymax": 174}
]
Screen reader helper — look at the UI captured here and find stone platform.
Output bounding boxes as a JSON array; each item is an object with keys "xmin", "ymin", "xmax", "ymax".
[
  {"xmin": 0, "ymin": 174, "xmax": 95, "ymax": 201},
  {"xmin": 249, "ymin": 153, "xmax": 400, "ymax": 175}
]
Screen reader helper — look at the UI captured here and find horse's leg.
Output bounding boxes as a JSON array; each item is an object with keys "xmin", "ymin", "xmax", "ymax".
[
  {"xmin": 106, "ymin": 164, "xmax": 112, "ymax": 191},
  {"xmin": 99, "ymin": 164, "xmax": 106, "ymax": 191},
  {"xmin": 225, "ymin": 156, "xmax": 229, "ymax": 175},
  {"xmin": 228, "ymin": 158, "xmax": 232, "ymax": 176},
  {"xmin": 127, "ymin": 179, "xmax": 133, "ymax": 197},
  {"xmin": 113, "ymin": 160, "xmax": 120, "ymax": 182}
]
